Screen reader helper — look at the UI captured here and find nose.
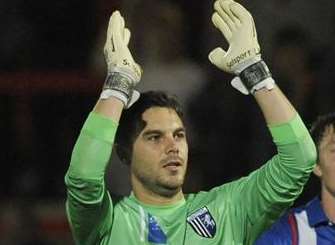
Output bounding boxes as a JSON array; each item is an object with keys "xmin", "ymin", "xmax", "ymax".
[{"xmin": 165, "ymin": 135, "xmax": 179, "ymax": 154}]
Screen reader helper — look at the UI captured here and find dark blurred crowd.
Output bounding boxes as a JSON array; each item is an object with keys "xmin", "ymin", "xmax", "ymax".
[{"xmin": 1, "ymin": 0, "xmax": 335, "ymax": 243}]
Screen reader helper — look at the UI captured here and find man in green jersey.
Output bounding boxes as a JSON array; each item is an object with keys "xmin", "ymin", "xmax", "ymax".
[{"xmin": 65, "ymin": 1, "xmax": 317, "ymax": 244}]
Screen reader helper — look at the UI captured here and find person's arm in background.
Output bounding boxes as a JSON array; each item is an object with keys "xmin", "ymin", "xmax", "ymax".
[
  {"xmin": 208, "ymin": 0, "xmax": 316, "ymax": 243},
  {"xmin": 64, "ymin": 11, "xmax": 142, "ymax": 244}
]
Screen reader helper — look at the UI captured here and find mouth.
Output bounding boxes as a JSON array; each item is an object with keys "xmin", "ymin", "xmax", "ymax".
[{"xmin": 162, "ymin": 158, "xmax": 183, "ymax": 171}]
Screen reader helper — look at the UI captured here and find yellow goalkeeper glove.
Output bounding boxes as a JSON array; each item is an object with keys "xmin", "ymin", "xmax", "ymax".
[
  {"xmin": 101, "ymin": 11, "xmax": 142, "ymax": 107},
  {"xmin": 209, "ymin": 0, "xmax": 274, "ymax": 95}
]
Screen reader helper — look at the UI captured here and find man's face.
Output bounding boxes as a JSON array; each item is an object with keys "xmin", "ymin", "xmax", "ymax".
[
  {"xmin": 314, "ymin": 125, "xmax": 335, "ymax": 196},
  {"xmin": 131, "ymin": 107, "xmax": 188, "ymax": 197}
]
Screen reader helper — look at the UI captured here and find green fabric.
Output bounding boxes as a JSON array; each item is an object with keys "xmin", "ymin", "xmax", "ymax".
[
  {"xmin": 269, "ymin": 115, "xmax": 309, "ymax": 144},
  {"xmin": 65, "ymin": 112, "xmax": 316, "ymax": 245},
  {"xmin": 128, "ymin": 193, "xmax": 186, "ymax": 216}
]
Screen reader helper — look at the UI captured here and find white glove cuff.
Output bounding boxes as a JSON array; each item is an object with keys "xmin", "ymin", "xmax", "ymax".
[
  {"xmin": 100, "ymin": 89, "xmax": 140, "ymax": 109},
  {"xmin": 100, "ymin": 89, "xmax": 128, "ymax": 105},
  {"xmin": 231, "ymin": 76, "xmax": 275, "ymax": 95}
]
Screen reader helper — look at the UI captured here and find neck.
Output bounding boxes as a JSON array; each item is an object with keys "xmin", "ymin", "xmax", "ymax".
[
  {"xmin": 321, "ymin": 185, "xmax": 335, "ymax": 222},
  {"xmin": 131, "ymin": 175, "xmax": 184, "ymax": 206}
]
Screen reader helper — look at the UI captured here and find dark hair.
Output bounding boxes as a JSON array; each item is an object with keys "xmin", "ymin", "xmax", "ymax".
[
  {"xmin": 115, "ymin": 90, "xmax": 184, "ymax": 165},
  {"xmin": 310, "ymin": 112, "xmax": 335, "ymax": 161}
]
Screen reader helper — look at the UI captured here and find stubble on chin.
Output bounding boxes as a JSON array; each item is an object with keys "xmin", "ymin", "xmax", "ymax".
[
  {"xmin": 135, "ymin": 169, "xmax": 185, "ymax": 198},
  {"xmin": 154, "ymin": 171, "xmax": 186, "ymax": 196}
]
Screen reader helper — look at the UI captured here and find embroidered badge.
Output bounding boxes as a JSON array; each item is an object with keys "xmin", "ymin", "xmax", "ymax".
[
  {"xmin": 187, "ymin": 207, "xmax": 216, "ymax": 238},
  {"xmin": 148, "ymin": 214, "xmax": 167, "ymax": 244}
]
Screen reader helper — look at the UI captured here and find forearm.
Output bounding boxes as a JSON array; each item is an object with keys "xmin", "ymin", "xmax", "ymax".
[
  {"xmin": 263, "ymin": 115, "xmax": 316, "ymax": 208},
  {"xmin": 240, "ymin": 115, "xmax": 316, "ymax": 242},
  {"xmin": 66, "ymin": 98, "xmax": 124, "ymax": 184},
  {"xmin": 93, "ymin": 97, "xmax": 124, "ymax": 122},
  {"xmin": 65, "ymin": 112, "xmax": 117, "ymax": 195},
  {"xmin": 247, "ymin": 114, "xmax": 316, "ymax": 206},
  {"xmin": 66, "ymin": 112, "xmax": 117, "ymax": 180},
  {"xmin": 265, "ymin": 114, "xmax": 316, "ymax": 199},
  {"xmin": 254, "ymin": 85, "xmax": 296, "ymax": 125}
]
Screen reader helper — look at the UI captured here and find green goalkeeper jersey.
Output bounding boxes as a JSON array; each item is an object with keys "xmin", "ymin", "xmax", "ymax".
[{"xmin": 65, "ymin": 112, "xmax": 316, "ymax": 245}]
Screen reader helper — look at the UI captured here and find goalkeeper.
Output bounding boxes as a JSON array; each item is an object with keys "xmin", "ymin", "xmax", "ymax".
[{"xmin": 65, "ymin": 1, "xmax": 316, "ymax": 244}]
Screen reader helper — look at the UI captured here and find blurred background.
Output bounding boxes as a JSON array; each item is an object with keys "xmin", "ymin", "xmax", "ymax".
[{"xmin": 1, "ymin": 0, "xmax": 335, "ymax": 243}]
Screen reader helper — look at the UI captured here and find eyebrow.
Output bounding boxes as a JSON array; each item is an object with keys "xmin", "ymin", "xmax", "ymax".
[
  {"xmin": 142, "ymin": 127, "xmax": 186, "ymax": 137},
  {"xmin": 142, "ymin": 130, "xmax": 163, "ymax": 137},
  {"xmin": 174, "ymin": 127, "xmax": 186, "ymax": 133}
]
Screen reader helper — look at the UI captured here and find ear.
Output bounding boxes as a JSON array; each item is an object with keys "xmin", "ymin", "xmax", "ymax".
[{"xmin": 313, "ymin": 163, "xmax": 322, "ymax": 177}]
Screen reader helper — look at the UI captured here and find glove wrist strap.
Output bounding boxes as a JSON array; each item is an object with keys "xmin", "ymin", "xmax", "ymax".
[
  {"xmin": 103, "ymin": 72, "xmax": 133, "ymax": 101},
  {"xmin": 231, "ymin": 59, "xmax": 275, "ymax": 95},
  {"xmin": 100, "ymin": 70, "xmax": 140, "ymax": 108},
  {"xmin": 239, "ymin": 60, "xmax": 272, "ymax": 91}
]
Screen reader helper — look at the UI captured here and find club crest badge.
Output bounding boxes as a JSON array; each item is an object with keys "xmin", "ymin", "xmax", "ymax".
[{"xmin": 187, "ymin": 207, "xmax": 216, "ymax": 238}]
